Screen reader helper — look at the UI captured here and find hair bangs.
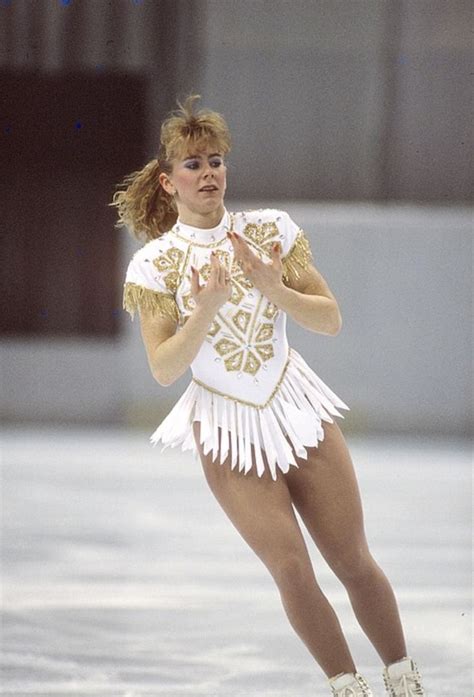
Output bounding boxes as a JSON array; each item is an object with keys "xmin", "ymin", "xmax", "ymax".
[{"xmin": 169, "ymin": 129, "xmax": 229, "ymax": 162}]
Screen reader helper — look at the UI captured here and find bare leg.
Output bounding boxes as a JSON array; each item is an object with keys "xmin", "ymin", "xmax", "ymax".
[
  {"xmin": 193, "ymin": 421, "xmax": 357, "ymax": 679},
  {"xmin": 285, "ymin": 419, "xmax": 408, "ymax": 666}
]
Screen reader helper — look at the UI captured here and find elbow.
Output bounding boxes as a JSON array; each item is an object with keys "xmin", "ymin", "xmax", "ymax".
[
  {"xmin": 149, "ymin": 354, "xmax": 177, "ymax": 386},
  {"xmin": 152, "ymin": 369, "xmax": 174, "ymax": 387},
  {"xmin": 330, "ymin": 308, "xmax": 343, "ymax": 336}
]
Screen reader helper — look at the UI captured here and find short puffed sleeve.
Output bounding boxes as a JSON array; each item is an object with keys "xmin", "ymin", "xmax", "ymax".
[
  {"xmin": 277, "ymin": 211, "xmax": 314, "ymax": 285},
  {"xmin": 122, "ymin": 248, "xmax": 179, "ymax": 323}
]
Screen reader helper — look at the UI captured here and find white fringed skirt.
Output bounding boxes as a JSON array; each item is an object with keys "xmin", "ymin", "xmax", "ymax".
[{"xmin": 150, "ymin": 347, "xmax": 350, "ymax": 481}]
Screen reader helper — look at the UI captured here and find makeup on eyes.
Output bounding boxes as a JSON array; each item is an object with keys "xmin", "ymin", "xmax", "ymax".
[{"xmin": 183, "ymin": 152, "xmax": 223, "ymax": 166}]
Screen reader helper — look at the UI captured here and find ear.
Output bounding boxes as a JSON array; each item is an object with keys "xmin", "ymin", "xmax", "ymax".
[{"xmin": 159, "ymin": 171, "xmax": 175, "ymax": 196}]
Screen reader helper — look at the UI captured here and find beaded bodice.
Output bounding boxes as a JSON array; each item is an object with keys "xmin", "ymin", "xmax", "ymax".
[{"xmin": 123, "ymin": 208, "xmax": 313, "ymax": 404}]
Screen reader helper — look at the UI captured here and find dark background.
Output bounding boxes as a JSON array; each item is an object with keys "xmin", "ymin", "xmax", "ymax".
[{"xmin": 1, "ymin": 0, "xmax": 471, "ymax": 338}]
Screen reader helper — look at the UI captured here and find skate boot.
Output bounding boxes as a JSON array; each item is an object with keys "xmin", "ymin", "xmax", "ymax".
[
  {"xmin": 382, "ymin": 656, "xmax": 425, "ymax": 696},
  {"xmin": 328, "ymin": 671, "xmax": 374, "ymax": 696}
]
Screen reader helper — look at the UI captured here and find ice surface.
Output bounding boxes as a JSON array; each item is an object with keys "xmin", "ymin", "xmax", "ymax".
[{"xmin": 1, "ymin": 427, "xmax": 471, "ymax": 696}]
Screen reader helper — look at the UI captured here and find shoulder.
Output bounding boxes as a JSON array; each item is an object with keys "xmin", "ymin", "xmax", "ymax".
[
  {"xmin": 123, "ymin": 234, "xmax": 180, "ymax": 321},
  {"xmin": 126, "ymin": 232, "xmax": 185, "ymax": 276},
  {"xmin": 129, "ymin": 234, "xmax": 173, "ymax": 266},
  {"xmin": 124, "ymin": 233, "xmax": 181, "ymax": 290}
]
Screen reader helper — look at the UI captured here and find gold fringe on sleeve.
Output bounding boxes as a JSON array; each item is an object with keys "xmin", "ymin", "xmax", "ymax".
[
  {"xmin": 281, "ymin": 229, "xmax": 314, "ymax": 284},
  {"xmin": 123, "ymin": 282, "xmax": 179, "ymax": 322}
]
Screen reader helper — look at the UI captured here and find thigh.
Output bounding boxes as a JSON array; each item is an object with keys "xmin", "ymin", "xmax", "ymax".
[
  {"xmin": 192, "ymin": 421, "xmax": 314, "ymax": 581},
  {"xmin": 284, "ymin": 419, "xmax": 370, "ymax": 567}
]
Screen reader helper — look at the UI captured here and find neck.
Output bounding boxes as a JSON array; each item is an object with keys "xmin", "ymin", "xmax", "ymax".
[{"xmin": 177, "ymin": 203, "xmax": 226, "ymax": 229}]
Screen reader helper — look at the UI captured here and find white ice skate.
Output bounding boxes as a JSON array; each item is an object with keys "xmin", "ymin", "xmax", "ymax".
[
  {"xmin": 382, "ymin": 656, "xmax": 425, "ymax": 696},
  {"xmin": 328, "ymin": 671, "xmax": 374, "ymax": 696}
]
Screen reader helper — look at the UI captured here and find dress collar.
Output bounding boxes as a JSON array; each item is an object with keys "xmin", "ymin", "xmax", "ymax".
[{"xmin": 171, "ymin": 208, "xmax": 233, "ymax": 246}]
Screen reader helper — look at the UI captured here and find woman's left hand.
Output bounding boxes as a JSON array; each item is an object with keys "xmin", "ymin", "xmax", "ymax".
[{"xmin": 226, "ymin": 231, "xmax": 284, "ymax": 296}]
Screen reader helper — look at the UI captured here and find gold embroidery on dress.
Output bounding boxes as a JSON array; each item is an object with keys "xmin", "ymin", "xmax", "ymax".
[
  {"xmin": 192, "ymin": 350, "xmax": 292, "ymax": 409},
  {"xmin": 215, "ymin": 313, "xmax": 247, "ymax": 347},
  {"xmin": 224, "ymin": 352, "xmax": 244, "ymax": 372},
  {"xmin": 198, "ymin": 251, "xmax": 232, "ymax": 281},
  {"xmin": 215, "ymin": 249, "xmax": 231, "ymax": 268},
  {"xmin": 255, "ymin": 344, "xmax": 274, "ymax": 362},
  {"xmin": 197, "ymin": 256, "xmax": 251, "ymax": 306},
  {"xmin": 232, "ymin": 309, "xmax": 252, "ymax": 333},
  {"xmin": 181, "ymin": 292, "xmax": 196, "ymax": 313},
  {"xmin": 243, "ymin": 352, "xmax": 261, "ymax": 375},
  {"xmin": 230, "ymin": 260, "xmax": 254, "ymax": 290},
  {"xmin": 162, "ymin": 215, "xmax": 291, "ymax": 375},
  {"xmin": 207, "ymin": 320, "xmax": 220, "ymax": 337},
  {"xmin": 281, "ymin": 229, "xmax": 313, "ymax": 284},
  {"xmin": 215, "ymin": 337, "xmax": 241, "ymax": 356},
  {"xmin": 255, "ymin": 323, "xmax": 274, "ymax": 342},
  {"xmin": 152, "ymin": 247, "xmax": 185, "ymax": 293},
  {"xmin": 229, "ymin": 284, "xmax": 245, "ymax": 306},
  {"xmin": 243, "ymin": 221, "xmax": 280, "ymax": 257},
  {"xmin": 246, "ymin": 294, "xmax": 263, "ymax": 344},
  {"xmin": 170, "ymin": 233, "xmax": 230, "ymax": 248},
  {"xmin": 263, "ymin": 301, "xmax": 278, "ymax": 319},
  {"xmin": 211, "ymin": 295, "xmax": 275, "ymax": 375},
  {"xmin": 123, "ymin": 282, "xmax": 179, "ymax": 322}
]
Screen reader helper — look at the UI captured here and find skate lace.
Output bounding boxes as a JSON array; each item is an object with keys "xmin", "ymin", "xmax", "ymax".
[{"xmin": 384, "ymin": 670, "xmax": 424, "ymax": 696}]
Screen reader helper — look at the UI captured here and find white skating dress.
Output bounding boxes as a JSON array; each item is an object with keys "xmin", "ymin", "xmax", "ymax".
[{"xmin": 123, "ymin": 208, "xmax": 350, "ymax": 481}]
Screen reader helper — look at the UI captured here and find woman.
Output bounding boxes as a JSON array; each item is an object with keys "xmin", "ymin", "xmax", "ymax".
[{"xmin": 111, "ymin": 95, "xmax": 426, "ymax": 697}]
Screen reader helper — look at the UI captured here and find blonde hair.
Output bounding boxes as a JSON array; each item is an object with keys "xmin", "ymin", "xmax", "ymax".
[{"xmin": 109, "ymin": 94, "xmax": 232, "ymax": 242}]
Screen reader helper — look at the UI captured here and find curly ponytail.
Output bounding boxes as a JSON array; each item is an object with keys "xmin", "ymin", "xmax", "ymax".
[{"xmin": 110, "ymin": 94, "xmax": 232, "ymax": 243}]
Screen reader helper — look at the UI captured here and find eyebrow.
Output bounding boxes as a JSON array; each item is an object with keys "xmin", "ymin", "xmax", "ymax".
[{"xmin": 183, "ymin": 152, "xmax": 222, "ymax": 161}]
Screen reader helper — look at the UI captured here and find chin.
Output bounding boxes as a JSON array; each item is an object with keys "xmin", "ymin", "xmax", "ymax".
[{"xmin": 201, "ymin": 199, "xmax": 224, "ymax": 211}]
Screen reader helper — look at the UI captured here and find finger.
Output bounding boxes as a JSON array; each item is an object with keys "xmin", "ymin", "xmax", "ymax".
[
  {"xmin": 218, "ymin": 262, "xmax": 226, "ymax": 284},
  {"xmin": 272, "ymin": 241, "xmax": 282, "ymax": 261},
  {"xmin": 190, "ymin": 265, "xmax": 200, "ymax": 293},
  {"xmin": 211, "ymin": 251, "xmax": 230, "ymax": 284},
  {"xmin": 233, "ymin": 233, "xmax": 258, "ymax": 263},
  {"xmin": 228, "ymin": 232, "xmax": 247, "ymax": 265},
  {"xmin": 210, "ymin": 251, "xmax": 221, "ymax": 278}
]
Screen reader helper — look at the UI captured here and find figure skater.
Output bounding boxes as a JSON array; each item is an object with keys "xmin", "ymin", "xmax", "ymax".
[{"xmin": 111, "ymin": 95, "xmax": 426, "ymax": 697}]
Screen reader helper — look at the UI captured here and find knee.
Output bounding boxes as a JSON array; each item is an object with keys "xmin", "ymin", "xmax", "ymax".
[
  {"xmin": 270, "ymin": 552, "xmax": 314, "ymax": 590},
  {"xmin": 329, "ymin": 544, "xmax": 376, "ymax": 585}
]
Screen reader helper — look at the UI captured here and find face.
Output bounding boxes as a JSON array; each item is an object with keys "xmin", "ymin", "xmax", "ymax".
[{"xmin": 160, "ymin": 144, "xmax": 227, "ymax": 219}]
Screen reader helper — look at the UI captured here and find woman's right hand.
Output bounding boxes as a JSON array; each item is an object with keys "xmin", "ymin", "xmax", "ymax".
[{"xmin": 190, "ymin": 251, "xmax": 232, "ymax": 312}]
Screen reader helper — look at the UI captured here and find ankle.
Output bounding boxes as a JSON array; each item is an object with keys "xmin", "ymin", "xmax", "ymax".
[
  {"xmin": 328, "ymin": 667, "xmax": 357, "ymax": 681},
  {"xmin": 384, "ymin": 654, "xmax": 409, "ymax": 668}
]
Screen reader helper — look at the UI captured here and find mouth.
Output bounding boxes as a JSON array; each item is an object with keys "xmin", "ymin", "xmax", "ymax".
[{"xmin": 199, "ymin": 186, "xmax": 218, "ymax": 193}]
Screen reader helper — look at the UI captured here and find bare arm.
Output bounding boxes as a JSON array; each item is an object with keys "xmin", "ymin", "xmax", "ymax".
[
  {"xmin": 268, "ymin": 263, "xmax": 342, "ymax": 335},
  {"xmin": 227, "ymin": 231, "xmax": 342, "ymax": 336},
  {"xmin": 140, "ymin": 251, "xmax": 232, "ymax": 386},
  {"xmin": 142, "ymin": 304, "xmax": 220, "ymax": 386}
]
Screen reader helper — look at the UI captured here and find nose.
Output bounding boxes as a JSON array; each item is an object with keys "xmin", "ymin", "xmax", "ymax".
[{"xmin": 202, "ymin": 161, "xmax": 215, "ymax": 178}]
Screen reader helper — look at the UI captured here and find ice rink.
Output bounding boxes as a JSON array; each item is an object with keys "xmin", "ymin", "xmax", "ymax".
[{"xmin": 1, "ymin": 426, "xmax": 471, "ymax": 696}]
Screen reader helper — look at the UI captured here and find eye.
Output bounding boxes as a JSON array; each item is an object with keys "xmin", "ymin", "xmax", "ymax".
[
  {"xmin": 185, "ymin": 161, "xmax": 199, "ymax": 170},
  {"xmin": 210, "ymin": 159, "xmax": 222, "ymax": 167}
]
